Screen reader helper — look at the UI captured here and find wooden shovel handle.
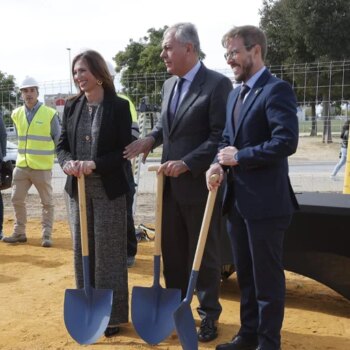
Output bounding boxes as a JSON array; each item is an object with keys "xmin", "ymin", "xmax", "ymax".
[
  {"xmin": 192, "ymin": 174, "xmax": 219, "ymax": 271},
  {"xmin": 148, "ymin": 165, "xmax": 163, "ymax": 256},
  {"xmin": 147, "ymin": 165, "xmax": 160, "ymax": 172},
  {"xmin": 77, "ymin": 175, "xmax": 89, "ymax": 257}
]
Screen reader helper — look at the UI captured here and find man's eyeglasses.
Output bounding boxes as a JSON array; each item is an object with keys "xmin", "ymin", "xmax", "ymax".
[{"xmin": 224, "ymin": 44, "xmax": 255, "ymax": 61}]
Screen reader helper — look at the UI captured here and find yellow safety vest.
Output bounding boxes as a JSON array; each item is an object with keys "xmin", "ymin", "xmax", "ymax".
[
  {"xmin": 11, "ymin": 105, "xmax": 56, "ymax": 170},
  {"xmin": 118, "ymin": 94, "xmax": 139, "ymax": 139},
  {"xmin": 118, "ymin": 94, "xmax": 137, "ymax": 122}
]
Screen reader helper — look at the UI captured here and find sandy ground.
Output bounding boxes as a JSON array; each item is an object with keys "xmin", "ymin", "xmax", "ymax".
[
  {"xmin": 290, "ymin": 135, "xmax": 340, "ymax": 162},
  {"xmin": 0, "ymin": 137, "xmax": 349, "ymax": 350}
]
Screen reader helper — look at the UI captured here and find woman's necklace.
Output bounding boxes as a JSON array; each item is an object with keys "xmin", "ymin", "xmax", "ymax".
[{"xmin": 87, "ymin": 103, "xmax": 99, "ymax": 118}]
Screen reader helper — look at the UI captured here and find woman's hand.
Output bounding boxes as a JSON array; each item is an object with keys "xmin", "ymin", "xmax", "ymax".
[
  {"xmin": 78, "ymin": 160, "xmax": 96, "ymax": 176},
  {"xmin": 63, "ymin": 160, "xmax": 79, "ymax": 176},
  {"xmin": 63, "ymin": 160, "xmax": 96, "ymax": 177}
]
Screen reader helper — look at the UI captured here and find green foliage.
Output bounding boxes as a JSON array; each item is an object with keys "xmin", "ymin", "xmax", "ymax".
[
  {"xmin": 113, "ymin": 27, "xmax": 168, "ymax": 105},
  {"xmin": 0, "ymin": 71, "xmax": 18, "ymax": 125},
  {"xmin": 294, "ymin": 0, "xmax": 350, "ymax": 60},
  {"xmin": 260, "ymin": 0, "xmax": 350, "ymax": 141},
  {"xmin": 260, "ymin": 0, "xmax": 350, "ymax": 64}
]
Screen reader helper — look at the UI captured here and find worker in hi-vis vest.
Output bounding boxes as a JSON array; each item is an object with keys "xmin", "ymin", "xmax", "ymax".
[
  {"xmin": 2, "ymin": 76, "xmax": 61, "ymax": 247},
  {"xmin": 118, "ymin": 93, "xmax": 140, "ymax": 267},
  {"xmin": 106, "ymin": 60, "xmax": 140, "ymax": 268}
]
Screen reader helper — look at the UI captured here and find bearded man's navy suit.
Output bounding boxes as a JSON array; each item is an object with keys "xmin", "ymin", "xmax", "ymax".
[{"xmin": 221, "ymin": 68, "xmax": 299, "ymax": 350}]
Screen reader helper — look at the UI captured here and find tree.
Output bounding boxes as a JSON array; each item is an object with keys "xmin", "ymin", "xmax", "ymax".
[
  {"xmin": 113, "ymin": 27, "xmax": 168, "ymax": 107},
  {"xmin": 0, "ymin": 71, "xmax": 18, "ymax": 126},
  {"xmin": 260, "ymin": 0, "xmax": 350, "ymax": 141}
]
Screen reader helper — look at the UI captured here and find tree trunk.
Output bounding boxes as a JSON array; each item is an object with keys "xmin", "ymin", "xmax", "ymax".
[
  {"xmin": 310, "ymin": 102, "xmax": 317, "ymax": 136},
  {"xmin": 322, "ymin": 99, "xmax": 333, "ymax": 143}
]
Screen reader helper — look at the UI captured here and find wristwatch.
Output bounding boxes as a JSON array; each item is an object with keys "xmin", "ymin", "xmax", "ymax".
[{"xmin": 233, "ymin": 153, "xmax": 239, "ymax": 163}]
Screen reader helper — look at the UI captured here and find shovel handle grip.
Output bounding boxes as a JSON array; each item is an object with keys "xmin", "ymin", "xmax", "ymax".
[
  {"xmin": 148, "ymin": 164, "xmax": 160, "ymax": 172},
  {"xmin": 192, "ymin": 174, "xmax": 219, "ymax": 271},
  {"xmin": 148, "ymin": 165, "xmax": 163, "ymax": 255},
  {"xmin": 77, "ymin": 175, "xmax": 89, "ymax": 257}
]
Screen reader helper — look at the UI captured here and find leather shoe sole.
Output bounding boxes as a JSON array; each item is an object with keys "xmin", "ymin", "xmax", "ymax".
[
  {"xmin": 127, "ymin": 255, "xmax": 135, "ymax": 268},
  {"xmin": 104, "ymin": 326, "xmax": 120, "ymax": 337},
  {"xmin": 198, "ymin": 329, "xmax": 218, "ymax": 342},
  {"xmin": 216, "ymin": 335, "xmax": 258, "ymax": 350}
]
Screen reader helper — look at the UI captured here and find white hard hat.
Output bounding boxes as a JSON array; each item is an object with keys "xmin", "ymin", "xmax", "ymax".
[
  {"xmin": 106, "ymin": 61, "xmax": 116, "ymax": 78},
  {"xmin": 19, "ymin": 76, "xmax": 39, "ymax": 90}
]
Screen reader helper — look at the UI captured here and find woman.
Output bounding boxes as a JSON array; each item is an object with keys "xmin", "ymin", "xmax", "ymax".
[
  {"xmin": 57, "ymin": 50, "xmax": 131, "ymax": 337},
  {"xmin": 331, "ymin": 120, "xmax": 349, "ymax": 178}
]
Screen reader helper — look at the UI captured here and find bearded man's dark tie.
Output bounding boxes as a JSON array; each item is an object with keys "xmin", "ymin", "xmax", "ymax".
[{"xmin": 233, "ymin": 84, "xmax": 250, "ymax": 129}]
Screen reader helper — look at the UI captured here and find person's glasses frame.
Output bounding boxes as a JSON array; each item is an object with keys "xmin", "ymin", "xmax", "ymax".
[{"xmin": 224, "ymin": 44, "xmax": 256, "ymax": 61}]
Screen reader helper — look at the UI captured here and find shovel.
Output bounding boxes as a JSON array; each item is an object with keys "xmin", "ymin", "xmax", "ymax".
[
  {"xmin": 64, "ymin": 175, "xmax": 113, "ymax": 344},
  {"xmin": 131, "ymin": 165, "xmax": 181, "ymax": 344},
  {"xmin": 173, "ymin": 174, "xmax": 219, "ymax": 350}
]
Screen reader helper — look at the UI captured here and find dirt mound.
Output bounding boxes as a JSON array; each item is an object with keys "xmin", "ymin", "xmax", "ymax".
[{"xmin": 0, "ymin": 204, "xmax": 349, "ymax": 349}]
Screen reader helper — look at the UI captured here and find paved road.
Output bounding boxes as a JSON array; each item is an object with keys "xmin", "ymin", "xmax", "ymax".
[
  {"xmin": 290, "ymin": 160, "xmax": 338, "ymax": 173},
  {"xmin": 2, "ymin": 159, "xmax": 345, "ymax": 196},
  {"xmin": 136, "ymin": 159, "xmax": 346, "ymax": 194},
  {"xmin": 289, "ymin": 159, "xmax": 345, "ymax": 192}
]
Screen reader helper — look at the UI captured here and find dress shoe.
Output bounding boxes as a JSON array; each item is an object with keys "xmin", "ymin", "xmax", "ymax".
[
  {"xmin": 0, "ymin": 231, "xmax": 3, "ymax": 240},
  {"xmin": 198, "ymin": 318, "xmax": 218, "ymax": 342},
  {"xmin": 127, "ymin": 255, "xmax": 135, "ymax": 268},
  {"xmin": 216, "ymin": 335, "xmax": 258, "ymax": 350},
  {"xmin": 104, "ymin": 326, "xmax": 120, "ymax": 337},
  {"xmin": 2, "ymin": 233, "xmax": 27, "ymax": 243}
]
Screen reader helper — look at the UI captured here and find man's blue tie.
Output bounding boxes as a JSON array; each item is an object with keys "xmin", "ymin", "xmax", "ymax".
[{"xmin": 169, "ymin": 78, "xmax": 185, "ymax": 126}]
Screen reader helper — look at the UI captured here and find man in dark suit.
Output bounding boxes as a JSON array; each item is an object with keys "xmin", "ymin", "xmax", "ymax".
[
  {"xmin": 124, "ymin": 22, "xmax": 232, "ymax": 342},
  {"xmin": 207, "ymin": 25, "xmax": 299, "ymax": 350}
]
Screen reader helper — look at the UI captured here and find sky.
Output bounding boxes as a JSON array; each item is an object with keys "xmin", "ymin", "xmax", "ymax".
[{"xmin": 0, "ymin": 0, "xmax": 263, "ymax": 89}]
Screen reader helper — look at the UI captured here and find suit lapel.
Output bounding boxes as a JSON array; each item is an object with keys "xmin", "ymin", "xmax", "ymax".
[
  {"xmin": 234, "ymin": 70, "xmax": 271, "ymax": 137},
  {"xmin": 235, "ymin": 86, "xmax": 262, "ymax": 131},
  {"xmin": 71, "ymin": 96, "xmax": 85, "ymax": 154},
  {"xmin": 227, "ymin": 90, "xmax": 239, "ymax": 143},
  {"xmin": 98, "ymin": 97, "xmax": 112, "ymax": 146},
  {"xmin": 170, "ymin": 64, "xmax": 205, "ymax": 134}
]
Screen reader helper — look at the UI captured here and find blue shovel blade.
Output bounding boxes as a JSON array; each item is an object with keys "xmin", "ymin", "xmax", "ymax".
[
  {"xmin": 173, "ymin": 301, "xmax": 198, "ymax": 350},
  {"xmin": 64, "ymin": 287, "xmax": 113, "ymax": 344},
  {"xmin": 131, "ymin": 285, "xmax": 181, "ymax": 345}
]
